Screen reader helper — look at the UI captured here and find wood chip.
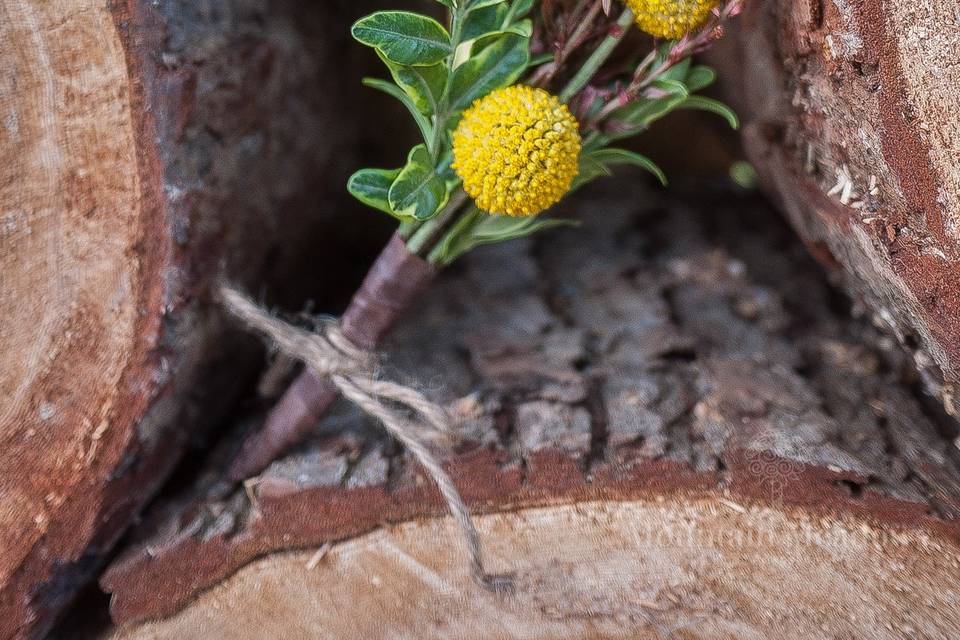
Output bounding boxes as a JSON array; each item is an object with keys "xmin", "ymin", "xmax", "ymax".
[{"xmin": 305, "ymin": 543, "xmax": 332, "ymax": 570}]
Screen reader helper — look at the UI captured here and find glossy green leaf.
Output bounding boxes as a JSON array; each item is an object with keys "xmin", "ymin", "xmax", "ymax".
[
  {"xmin": 506, "ymin": 0, "xmax": 535, "ymax": 20},
  {"xmin": 348, "ymin": 168, "xmax": 403, "ymax": 217},
  {"xmin": 376, "ymin": 52, "xmax": 447, "ymax": 116},
  {"xmin": 461, "ymin": 3, "xmax": 509, "ymax": 41},
  {"xmin": 467, "ymin": 0, "xmax": 508, "ymax": 10},
  {"xmin": 449, "ymin": 33, "xmax": 529, "ymax": 111},
  {"xmin": 388, "ymin": 144, "xmax": 450, "ymax": 220},
  {"xmin": 352, "ymin": 12, "xmax": 452, "ymax": 66}
]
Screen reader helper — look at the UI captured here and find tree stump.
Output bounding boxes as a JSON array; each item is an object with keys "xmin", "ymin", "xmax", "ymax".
[
  {"xmin": 0, "ymin": 2, "xmax": 395, "ymax": 637},
  {"xmin": 102, "ymin": 182, "xmax": 960, "ymax": 637},
  {"xmin": 711, "ymin": 0, "xmax": 960, "ymax": 406}
]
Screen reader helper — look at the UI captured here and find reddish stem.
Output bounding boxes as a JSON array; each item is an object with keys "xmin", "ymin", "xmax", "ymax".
[{"xmin": 227, "ymin": 233, "xmax": 437, "ymax": 481}]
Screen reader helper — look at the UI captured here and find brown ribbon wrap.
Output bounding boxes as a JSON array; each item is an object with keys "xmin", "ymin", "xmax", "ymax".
[
  {"xmin": 228, "ymin": 234, "xmax": 437, "ymax": 481},
  {"xmin": 220, "ymin": 284, "xmax": 511, "ymax": 593}
]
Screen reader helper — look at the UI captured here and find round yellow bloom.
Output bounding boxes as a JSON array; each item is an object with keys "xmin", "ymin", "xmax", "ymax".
[
  {"xmin": 452, "ymin": 85, "xmax": 581, "ymax": 217},
  {"xmin": 626, "ymin": 0, "xmax": 718, "ymax": 39}
]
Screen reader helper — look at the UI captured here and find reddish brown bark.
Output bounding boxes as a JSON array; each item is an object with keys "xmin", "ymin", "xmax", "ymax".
[
  {"xmin": 227, "ymin": 234, "xmax": 437, "ymax": 481},
  {"xmin": 0, "ymin": 2, "xmax": 392, "ymax": 637},
  {"xmin": 711, "ymin": 0, "xmax": 960, "ymax": 409}
]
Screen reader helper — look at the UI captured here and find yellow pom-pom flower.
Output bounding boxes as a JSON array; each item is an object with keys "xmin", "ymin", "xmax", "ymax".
[
  {"xmin": 452, "ymin": 85, "xmax": 581, "ymax": 217},
  {"xmin": 626, "ymin": 0, "xmax": 718, "ymax": 39}
]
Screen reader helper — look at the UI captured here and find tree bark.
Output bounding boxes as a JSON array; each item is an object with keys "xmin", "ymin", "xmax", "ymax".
[
  {"xmin": 0, "ymin": 2, "xmax": 395, "ymax": 637},
  {"xmin": 710, "ymin": 0, "xmax": 960, "ymax": 410},
  {"xmin": 102, "ymin": 183, "xmax": 960, "ymax": 635}
]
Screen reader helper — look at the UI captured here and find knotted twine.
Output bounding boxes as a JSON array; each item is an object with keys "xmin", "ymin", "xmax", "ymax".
[{"xmin": 220, "ymin": 285, "xmax": 512, "ymax": 593}]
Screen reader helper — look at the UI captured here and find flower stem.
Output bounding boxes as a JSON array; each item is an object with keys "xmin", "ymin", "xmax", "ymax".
[
  {"xmin": 558, "ymin": 8, "xmax": 634, "ymax": 103},
  {"xmin": 427, "ymin": 205, "xmax": 483, "ymax": 265},
  {"xmin": 405, "ymin": 190, "xmax": 469, "ymax": 257}
]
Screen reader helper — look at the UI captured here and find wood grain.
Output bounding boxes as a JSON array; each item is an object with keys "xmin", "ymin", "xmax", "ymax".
[
  {"xmin": 113, "ymin": 499, "xmax": 960, "ymax": 639},
  {"xmin": 103, "ymin": 183, "xmax": 960, "ymax": 633},
  {"xmin": 0, "ymin": 2, "xmax": 392, "ymax": 636}
]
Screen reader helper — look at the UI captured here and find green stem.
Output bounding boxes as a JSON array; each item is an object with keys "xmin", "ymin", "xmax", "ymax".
[
  {"xmin": 405, "ymin": 190, "xmax": 469, "ymax": 256},
  {"xmin": 398, "ymin": 219, "xmax": 420, "ymax": 240},
  {"xmin": 427, "ymin": 205, "xmax": 483, "ymax": 265},
  {"xmin": 428, "ymin": 7, "xmax": 466, "ymax": 161},
  {"xmin": 558, "ymin": 8, "xmax": 634, "ymax": 102}
]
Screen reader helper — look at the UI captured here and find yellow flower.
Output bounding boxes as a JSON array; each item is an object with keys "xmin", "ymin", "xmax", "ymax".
[
  {"xmin": 626, "ymin": 0, "xmax": 718, "ymax": 39},
  {"xmin": 452, "ymin": 85, "xmax": 581, "ymax": 217}
]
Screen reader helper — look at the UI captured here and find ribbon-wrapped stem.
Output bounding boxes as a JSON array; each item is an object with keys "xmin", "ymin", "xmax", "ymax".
[
  {"xmin": 228, "ymin": 234, "xmax": 436, "ymax": 481},
  {"xmin": 221, "ymin": 286, "xmax": 512, "ymax": 593}
]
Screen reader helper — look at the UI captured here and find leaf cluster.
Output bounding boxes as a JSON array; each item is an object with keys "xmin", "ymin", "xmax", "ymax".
[{"xmin": 348, "ymin": 0, "xmax": 535, "ymax": 222}]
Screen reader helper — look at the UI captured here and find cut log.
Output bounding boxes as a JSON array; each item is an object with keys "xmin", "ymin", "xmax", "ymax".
[
  {"xmin": 113, "ymin": 502, "xmax": 960, "ymax": 639},
  {"xmin": 710, "ymin": 1, "xmax": 960, "ymax": 407},
  {"xmin": 0, "ymin": 2, "xmax": 395, "ymax": 637},
  {"xmin": 103, "ymin": 182, "xmax": 960, "ymax": 635}
]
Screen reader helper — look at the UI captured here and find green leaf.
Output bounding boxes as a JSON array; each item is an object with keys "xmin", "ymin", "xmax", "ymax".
[
  {"xmin": 388, "ymin": 144, "xmax": 450, "ymax": 220},
  {"xmin": 651, "ymin": 78, "xmax": 689, "ymax": 97},
  {"xmin": 470, "ymin": 214, "xmax": 576, "ymax": 246},
  {"xmin": 449, "ymin": 33, "xmax": 529, "ymax": 111},
  {"xmin": 605, "ymin": 94, "xmax": 687, "ymax": 141},
  {"xmin": 570, "ymin": 153, "xmax": 612, "ymax": 192},
  {"xmin": 684, "ymin": 65, "xmax": 716, "ymax": 92},
  {"xmin": 500, "ymin": 18, "xmax": 533, "ymax": 37},
  {"xmin": 435, "ymin": 208, "xmax": 578, "ymax": 265},
  {"xmin": 461, "ymin": 3, "xmax": 509, "ymax": 41},
  {"xmin": 466, "ymin": 0, "xmax": 508, "ymax": 9},
  {"xmin": 659, "ymin": 57, "xmax": 691, "ymax": 82},
  {"xmin": 352, "ymin": 11, "xmax": 452, "ymax": 66},
  {"xmin": 589, "ymin": 148, "xmax": 667, "ymax": 186},
  {"xmin": 506, "ymin": 0, "xmax": 535, "ymax": 20},
  {"xmin": 528, "ymin": 52, "xmax": 555, "ymax": 67},
  {"xmin": 362, "ymin": 78, "xmax": 434, "ymax": 145},
  {"xmin": 436, "ymin": 148, "xmax": 460, "ymax": 190},
  {"xmin": 678, "ymin": 96, "xmax": 740, "ymax": 129},
  {"xmin": 376, "ymin": 52, "xmax": 447, "ymax": 116},
  {"xmin": 348, "ymin": 168, "xmax": 403, "ymax": 217}
]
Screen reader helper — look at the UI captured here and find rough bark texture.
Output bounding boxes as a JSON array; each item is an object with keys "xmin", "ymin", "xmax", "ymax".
[
  {"xmin": 711, "ymin": 0, "xmax": 960, "ymax": 409},
  {"xmin": 103, "ymin": 182, "xmax": 960, "ymax": 634},
  {"xmin": 0, "ymin": 2, "xmax": 396, "ymax": 637}
]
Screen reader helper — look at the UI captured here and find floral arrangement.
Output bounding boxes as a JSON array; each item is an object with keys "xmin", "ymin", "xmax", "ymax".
[
  {"xmin": 224, "ymin": 0, "xmax": 743, "ymax": 589},
  {"xmin": 346, "ymin": 0, "xmax": 741, "ymax": 265}
]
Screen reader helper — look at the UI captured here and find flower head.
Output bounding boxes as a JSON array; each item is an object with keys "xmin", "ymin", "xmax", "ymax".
[
  {"xmin": 626, "ymin": 0, "xmax": 718, "ymax": 39},
  {"xmin": 452, "ymin": 85, "xmax": 581, "ymax": 217}
]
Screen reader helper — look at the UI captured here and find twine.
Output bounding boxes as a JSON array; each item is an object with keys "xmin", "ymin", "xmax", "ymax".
[{"xmin": 221, "ymin": 285, "xmax": 512, "ymax": 593}]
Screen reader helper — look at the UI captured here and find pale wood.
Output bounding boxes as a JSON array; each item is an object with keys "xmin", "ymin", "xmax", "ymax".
[{"xmin": 115, "ymin": 498, "xmax": 960, "ymax": 639}]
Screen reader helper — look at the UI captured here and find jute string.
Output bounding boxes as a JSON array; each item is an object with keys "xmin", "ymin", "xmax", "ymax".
[{"xmin": 221, "ymin": 285, "xmax": 512, "ymax": 592}]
